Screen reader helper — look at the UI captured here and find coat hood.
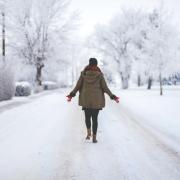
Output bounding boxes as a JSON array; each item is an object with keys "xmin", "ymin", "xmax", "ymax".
[{"xmin": 81, "ymin": 71, "xmax": 102, "ymax": 84}]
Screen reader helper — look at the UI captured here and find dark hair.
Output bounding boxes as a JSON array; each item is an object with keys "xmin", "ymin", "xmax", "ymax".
[{"xmin": 89, "ymin": 58, "xmax": 98, "ymax": 66}]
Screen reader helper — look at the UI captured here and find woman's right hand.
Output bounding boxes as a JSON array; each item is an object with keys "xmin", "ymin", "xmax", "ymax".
[{"xmin": 66, "ymin": 92, "xmax": 76, "ymax": 102}]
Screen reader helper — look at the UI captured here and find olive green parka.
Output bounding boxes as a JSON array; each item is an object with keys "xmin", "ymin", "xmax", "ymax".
[{"xmin": 70, "ymin": 70, "xmax": 113, "ymax": 109}]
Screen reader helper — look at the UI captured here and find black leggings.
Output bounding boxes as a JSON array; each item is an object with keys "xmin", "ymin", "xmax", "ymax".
[{"xmin": 84, "ymin": 109, "xmax": 99, "ymax": 135}]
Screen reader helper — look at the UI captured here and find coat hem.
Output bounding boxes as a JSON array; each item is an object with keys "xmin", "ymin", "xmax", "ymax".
[{"xmin": 82, "ymin": 107, "xmax": 103, "ymax": 110}]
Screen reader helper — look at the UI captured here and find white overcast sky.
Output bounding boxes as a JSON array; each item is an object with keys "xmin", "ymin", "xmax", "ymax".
[{"xmin": 70, "ymin": 0, "xmax": 180, "ymax": 38}]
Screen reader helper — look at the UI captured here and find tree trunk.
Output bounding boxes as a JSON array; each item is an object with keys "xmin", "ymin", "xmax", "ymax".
[
  {"xmin": 137, "ymin": 75, "xmax": 141, "ymax": 87},
  {"xmin": 159, "ymin": 73, "xmax": 163, "ymax": 96},
  {"xmin": 121, "ymin": 76, "xmax": 129, "ymax": 89},
  {"xmin": 147, "ymin": 77, "xmax": 152, "ymax": 90},
  {"xmin": 36, "ymin": 65, "xmax": 44, "ymax": 86}
]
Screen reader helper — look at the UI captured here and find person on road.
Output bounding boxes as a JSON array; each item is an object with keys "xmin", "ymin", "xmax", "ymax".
[{"xmin": 67, "ymin": 58, "xmax": 119, "ymax": 143}]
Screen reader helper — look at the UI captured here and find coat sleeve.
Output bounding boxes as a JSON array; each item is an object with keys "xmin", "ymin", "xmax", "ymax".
[
  {"xmin": 100, "ymin": 75, "xmax": 114, "ymax": 98},
  {"xmin": 69, "ymin": 73, "xmax": 83, "ymax": 97}
]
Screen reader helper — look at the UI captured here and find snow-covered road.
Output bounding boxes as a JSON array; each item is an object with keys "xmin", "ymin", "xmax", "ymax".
[{"xmin": 0, "ymin": 90, "xmax": 180, "ymax": 180}]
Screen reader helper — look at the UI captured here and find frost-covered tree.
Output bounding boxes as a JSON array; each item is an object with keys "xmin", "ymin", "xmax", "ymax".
[
  {"xmin": 89, "ymin": 9, "xmax": 146, "ymax": 89},
  {"xmin": 7, "ymin": 0, "xmax": 77, "ymax": 86}
]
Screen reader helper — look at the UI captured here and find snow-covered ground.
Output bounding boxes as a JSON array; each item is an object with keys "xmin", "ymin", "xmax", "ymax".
[
  {"xmin": 118, "ymin": 87, "xmax": 180, "ymax": 152},
  {"xmin": 0, "ymin": 88, "xmax": 180, "ymax": 180}
]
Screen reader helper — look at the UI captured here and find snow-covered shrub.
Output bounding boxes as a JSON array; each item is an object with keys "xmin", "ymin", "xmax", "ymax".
[
  {"xmin": 42, "ymin": 81, "xmax": 59, "ymax": 90},
  {"xmin": 0, "ymin": 66, "xmax": 15, "ymax": 101},
  {"xmin": 15, "ymin": 82, "xmax": 31, "ymax": 96}
]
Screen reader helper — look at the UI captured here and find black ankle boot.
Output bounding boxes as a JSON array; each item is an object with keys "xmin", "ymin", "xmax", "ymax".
[{"xmin": 92, "ymin": 134, "xmax": 97, "ymax": 143}]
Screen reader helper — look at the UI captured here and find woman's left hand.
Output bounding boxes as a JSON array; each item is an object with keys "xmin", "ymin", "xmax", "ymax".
[{"xmin": 66, "ymin": 95, "xmax": 72, "ymax": 102}]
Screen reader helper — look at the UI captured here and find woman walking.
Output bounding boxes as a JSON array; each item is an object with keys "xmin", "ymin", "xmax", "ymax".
[{"xmin": 67, "ymin": 58, "xmax": 119, "ymax": 143}]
